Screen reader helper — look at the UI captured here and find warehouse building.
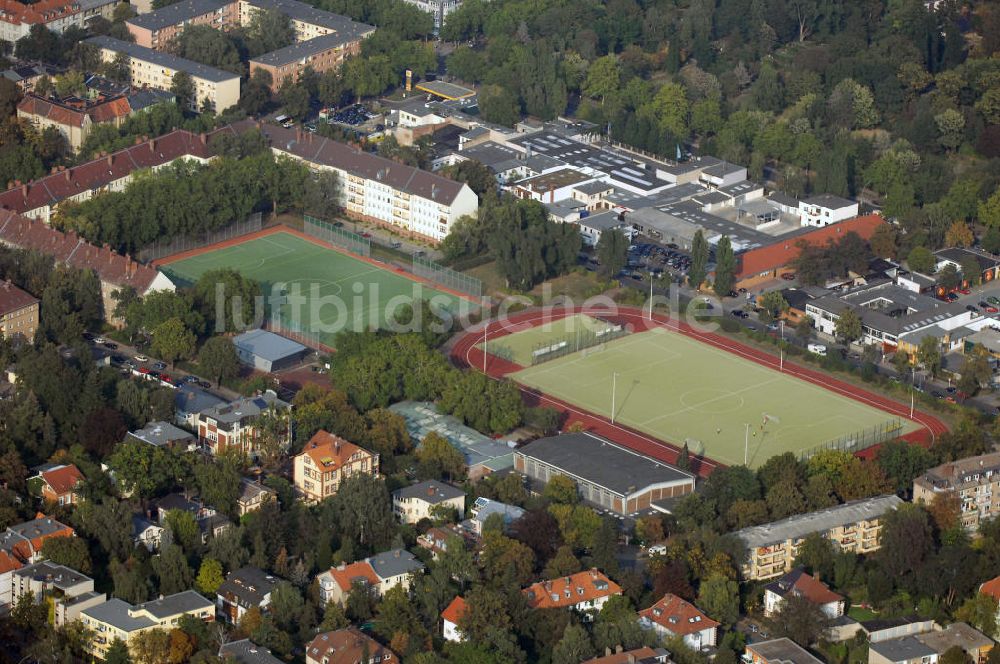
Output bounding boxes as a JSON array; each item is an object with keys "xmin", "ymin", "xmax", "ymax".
[
  {"xmin": 232, "ymin": 329, "xmax": 309, "ymax": 372},
  {"xmin": 513, "ymin": 432, "xmax": 695, "ymax": 516}
]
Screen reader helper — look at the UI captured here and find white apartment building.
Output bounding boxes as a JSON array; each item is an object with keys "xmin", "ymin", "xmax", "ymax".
[
  {"xmin": 85, "ymin": 36, "xmax": 241, "ymax": 112},
  {"xmin": 798, "ymin": 194, "xmax": 859, "ymax": 227}
]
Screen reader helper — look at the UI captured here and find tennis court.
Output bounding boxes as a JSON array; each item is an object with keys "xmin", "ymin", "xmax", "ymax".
[
  {"xmin": 479, "ymin": 313, "xmax": 624, "ymax": 366},
  {"xmin": 159, "ymin": 231, "xmax": 474, "ymax": 341},
  {"xmin": 510, "ymin": 328, "xmax": 918, "ymax": 468}
]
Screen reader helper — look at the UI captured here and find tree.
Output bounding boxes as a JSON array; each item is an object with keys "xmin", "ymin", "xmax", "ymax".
[
  {"xmin": 834, "ymin": 307, "xmax": 862, "ymax": 344},
  {"xmin": 980, "ymin": 190, "xmax": 1000, "ymax": 228},
  {"xmin": 477, "ymin": 84, "xmax": 520, "ymax": 127},
  {"xmin": 330, "ymin": 474, "xmax": 397, "ymax": 549},
  {"xmin": 635, "ymin": 516, "xmax": 665, "ymax": 545},
  {"xmin": 198, "ymin": 336, "xmax": 240, "ymax": 387},
  {"xmin": 151, "ymin": 317, "xmax": 196, "ymax": 369},
  {"xmin": 877, "ymin": 503, "xmax": 933, "ymax": 579},
  {"xmin": 936, "ymin": 110, "xmax": 966, "ymax": 152},
  {"xmin": 41, "ymin": 535, "xmax": 92, "ymax": 573},
  {"xmin": 584, "ymin": 55, "xmax": 621, "ymax": 106},
  {"xmin": 171, "ymin": 71, "xmax": 196, "ymax": 110},
  {"xmin": 870, "ymin": 224, "xmax": 898, "ymax": 259},
  {"xmin": 153, "ymin": 544, "xmax": 193, "ymax": 596},
  {"xmin": 544, "ymin": 475, "xmax": 579, "ymax": 505},
  {"xmin": 244, "ymin": 8, "xmax": 295, "ymax": 56},
  {"xmin": 713, "ymin": 235, "xmax": 736, "ymax": 296},
  {"xmin": 907, "ymin": 246, "xmax": 935, "ymax": 274},
  {"xmin": 938, "ymin": 263, "xmax": 962, "ymax": 291},
  {"xmin": 698, "ymin": 573, "xmax": 740, "ymax": 626},
  {"xmin": 195, "ymin": 558, "xmax": 224, "ymax": 595},
  {"xmin": 958, "ymin": 344, "xmax": 993, "ymax": 396},
  {"xmin": 955, "ymin": 593, "xmax": 998, "ymax": 638},
  {"xmin": 876, "ymin": 440, "xmax": 933, "ymax": 495},
  {"xmin": 688, "ymin": 230, "xmax": 709, "ymax": 289},
  {"xmin": 551, "ymin": 624, "xmax": 595, "ymax": 664},
  {"xmin": 917, "ymin": 335, "xmax": 942, "ymax": 377},
  {"xmin": 104, "ymin": 639, "xmax": 131, "ymax": 664},
  {"xmin": 543, "ymin": 545, "xmax": 582, "ymax": 579},
  {"xmin": 192, "ymin": 268, "xmax": 262, "ymax": 334},
  {"xmin": 763, "ymin": 592, "xmax": 830, "ymax": 646},
  {"xmin": 416, "ymin": 431, "xmax": 466, "ymax": 481},
  {"xmin": 758, "ymin": 291, "xmax": 790, "ymax": 322},
  {"xmin": 596, "ymin": 228, "xmax": 629, "ymax": 278},
  {"xmin": 940, "ymin": 647, "xmax": 973, "ymax": 664},
  {"xmin": 944, "ymin": 220, "xmax": 974, "ymax": 248}
]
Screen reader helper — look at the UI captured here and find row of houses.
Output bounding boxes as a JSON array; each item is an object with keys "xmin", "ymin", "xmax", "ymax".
[{"xmin": 0, "ymin": 0, "xmax": 116, "ymax": 42}]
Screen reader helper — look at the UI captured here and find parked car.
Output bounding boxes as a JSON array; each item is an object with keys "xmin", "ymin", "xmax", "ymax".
[
  {"xmin": 988, "ymin": 296, "xmax": 1000, "ymax": 306},
  {"xmin": 960, "ymin": 288, "xmax": 971, "ymax": 295},
  {"xmin": 647, "ymin": 544, "xmax": 667, "ymax": 556},
  {"xmin": 731, "ymin": 310, "xmax": 749, "ymax": 319},
  {"xmin": 134, "ymin": 354, "xmax": 149, "ymax": 363},
  {"xmin": 152, "ymin": 361, "xmax": 167, "ymax": 371},
  {"xmin": 103, "ymin": 341, "xmax": 118, "ymax": 349},
  {"xmin": 780, "ymin": 272, "xmax": 796, "ymax": 281},
  {"xmin": 94, "ymin": 336, "xmax": 106, "ymax": 344},
  {"xmin": 967, "ymin": 304, "xmax": 979, "ymax": 312},
  {"xmin": 946, "ymin": 292, "xmax": 960, "ymax": 302},
  {"xmin": 807, "ymin": 343, "xmax": 827, "ymax": 356}
]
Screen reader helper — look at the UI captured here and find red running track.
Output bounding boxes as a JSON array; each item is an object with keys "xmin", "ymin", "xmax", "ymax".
[{"xmin": 450, "ymin": 305, "xmax": 949, "ymax": 478}]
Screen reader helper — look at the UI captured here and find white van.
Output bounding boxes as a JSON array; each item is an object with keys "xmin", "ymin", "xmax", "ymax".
[{"xmin": 808, "ymin": 343, "xmax": 827, "ymax": 356}]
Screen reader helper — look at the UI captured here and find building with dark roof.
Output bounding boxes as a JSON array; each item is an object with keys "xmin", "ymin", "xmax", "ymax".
[
  {"xmin": 392, "ymin": 480, "xmax": 465, "ymax": 524},
  {"xmin": 513, "ymin": 432, "xmax": 695, "ymax": 516},
  {"xmin": 763, "ymin": 568, "xmax": 845, "ymax": 618},
  {"xmin": 746, "ymin": 638, "xmax": 825, "ymax": 664},
  {"xmin": 0, "ymin": 280, "xmax": 38, "ymax": 343},
  {"xmin": 216, "ymin": 567, "xmax": 278, "ymax": 623},
  {"xmin": 305, "ymin": 627, "xmax": 397, "ymax": 664},
  {"xmin": 934, "ymin": 247, "xmax": 1000, "ymax": 284},
  {"xmin": 220, "ymin": 639, "xmax": 284, "ymax": 664},
  {"xmin": 316, "ymin": 548, "xmax": 424, "ymax": 605},
  {"xmin": 0, "ymin": 0, "xmax": 117, "ymax": 42},
  {"xmin": 869, "ymin": 636, "xmax": 938, "ymax": 664},
  {"xmin": 128, "ymin": 420, "xmax": 196, "ymax": 448},
  {"xmin": 232, "ymin": 329, "xmax": 309, "ymax": 372},
  {"xmin": 85, "ymin": 36, "xmax": 241, "ymax": 112}
]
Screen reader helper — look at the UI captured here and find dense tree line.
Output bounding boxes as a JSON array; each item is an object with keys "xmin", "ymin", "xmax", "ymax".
[{"xmin": 54, "ymin": 152, "xmax": 311, "ymax": 254}]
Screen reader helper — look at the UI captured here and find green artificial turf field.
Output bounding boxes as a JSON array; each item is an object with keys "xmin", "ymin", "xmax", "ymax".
[
  {"xmin": 160, "ymin": 231, "xmax": 473, "ymax": 342},
  {"xmin": 510, "ymin": 328, "xmax": 918, "ymax": 468},
  {"xmin": 479, "ymin": 313, "xmax": 624, "ymax": 367}
]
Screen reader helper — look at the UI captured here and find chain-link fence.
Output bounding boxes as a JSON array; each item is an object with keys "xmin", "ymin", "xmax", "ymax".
[
  {"xmin": 529, "ymin": 322, "xmax": 628, "ymax": 365},
  {"xmin": 797, "ymin": 418, "xmax": 906, "ymax": 461},
  {"xmin": 304, "ymin": 215, "xmax": 371, "ymax": 257},
  {"xmin": 139, "ymin": 213, "xmax": 263, "ymax": 263},
  {"xmin": 266, "ymin": 310, "xmax": 334, "ymax": 353},
  {"xmin": 413, "ymin": 255, "xmax": 482, "ymax": 298}
]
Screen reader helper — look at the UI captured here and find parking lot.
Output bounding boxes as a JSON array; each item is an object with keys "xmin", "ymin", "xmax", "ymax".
[{"xmin": 628, "ymin": 240, "xmax": 692, "ymax": 279}]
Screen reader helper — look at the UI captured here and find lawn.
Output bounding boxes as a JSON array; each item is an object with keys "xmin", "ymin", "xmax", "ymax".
[
  {"xmin": 160, "ymin": 231, "xmax": 476, "ymax": 344},
  {"xmin": 479, "ymin": 313, "xmax": 624, "ymax": 367},
  {"xmin": 510, "ymin": 328, "xmax": 918, "ymax": 468}
]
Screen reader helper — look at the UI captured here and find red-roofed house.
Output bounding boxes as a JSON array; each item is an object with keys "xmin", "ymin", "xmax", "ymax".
[
  {"xmin": 31, "ymin": 464, "xmax": 84, "ymax": 506},
  {"xmin": 305, "ymin": 627, "xmax": 397, "ymax": 664},
  {"xmin": 0, "ymin": 514, "xmax": 74, "ymax": 611},
  {"xmin": 17, "ymin": 93, "xmax": 134, "ymax": 151},
  {"xmin": 292, "ymin": 431, "xmax": 379, "ymax": 502},
  {"xmin": 0, "ymin": 0, "xmax": 116, "ymax": 42},
  {"xmin": 980, "ymin": 576, "xmax": 1000, "ymax": 628},
  {"xmin": 441, "ymin": 596, "xmax": 465, "ymax": 642},
  {"xmin": 315, "ymin": 548, "xmax": 424, "ymax": 605},
  {"xmin": 763, "ymin": 568, "xmax": 845, "ymax": 618},
  {"xmin": 638, "ymin": 593, "xmax": 719, "ymax": 649},
  {"xmin": 523, "ymin": 569, "xmax": 622, "ymax": 619},
  {"xmin": 0, "ymin": 279, "xmax": 38, "ymax": 343}
]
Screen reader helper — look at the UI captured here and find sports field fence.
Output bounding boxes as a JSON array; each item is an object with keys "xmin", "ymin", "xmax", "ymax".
[
  {"xmin": 266, "ymin": 309, "xmax": 334, "ymax": 353},
  {"xmin": 413, "ymin": 255, "xmax": 483, "ymax": 298},
  {"xmin": 797, "ymin": 417, "xmax": 906, "ymax": 460},
  {"xmin": 139, "ymin": 213, "xmax": 263, "ymax": 263},
  {"xmin": 304, "ymin": 215, "xmax": 371, "ymax": 257},
  {"xmin": 527, "ymin": 321, "xmax": 628, "ymax": 365}
]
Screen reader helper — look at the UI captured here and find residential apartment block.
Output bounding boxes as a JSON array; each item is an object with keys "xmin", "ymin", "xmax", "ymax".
[
  {"xmin": 195, "ymin": 389, "xmax": 291, "ymax": 457},
  {"xmin": 0, "ymin": 0, "xmax": 116, "ymax": 42},
  {"xmin": 733, "ymin": 495, "xmax": 903, "ymax": 580},
  {"xmin": 0, "ymin": 515, "xmax": 75, "ymax": 613},
  {"xmin": 392, "ymin": 480, "xmax": 465, "ymax": 524},
  {"xmin": 0, "ymin": 280, "xmax": 38, "ymax": 343},
  {"xmin": 292, "ymin": 430, "xmax": 379, "ymax": 503},
  {"xmin": 16, "ymin": 89, "xmax": 173, "ymax": 151},
  {"xmin": 85, "ymin": 36, "xmax": 241, "ymax": 112},
  {"xmin": 316, "ymin": 549, "xmax": 424, "ymax": 605},
  {"xmin": 11, "ymin": 561, "xmax": 105, "ymax": 627},
  {"xmin": 80, "ymin": 590, "xmax": 214, "ymax": 659},
  {"xmin": 913, "ymin": 452, "xmax": 1000, "ymax": 533},
  {"xmin": 243, "ymin": 122, "xmax": 478, "ymax": 242},
  {"xmin": 127, "ymin": 0, "xmax": 373, "ymax": 91}
]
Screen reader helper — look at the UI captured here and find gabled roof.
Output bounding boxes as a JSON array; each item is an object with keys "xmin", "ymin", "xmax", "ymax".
[
  {"xmin": 217, "ymin": 567, "xmax": 278, "ymax": 608},
  {"xmin": 0, "ymin": 210, "xmax": 165, "ymax": 293},
  {"xmin": 326, "ymin": 560, "xmax": 380, "ymax": 593},
  {"xmin": 638, "ymin": 593, "xmax": 719, "ymax": 636},
  {"xmin": 0, "ymin": 280, "xmax": 37, "ymax": 314},
  {"xmin": 38, "ymin": 464, "xmax": 83, "ymax": 496},
  {"xmin": 306, "ymin": 627, "xmax": 397, "ymax": 664},
  {"xmin": 981, "ymin": 575, "xmax": 1000, "ymax": 601},
  {"xmin": 219, "ymin": 639, "xmax": 284, "ymax": 664},
  {"xmin": 298, "ymin": 430, "xmax": 373, "ymax": 471},
  {"xmin": 441, "ymin": 596, "xmax": 465, "ymax": 624},
  {"xmin": 393, "ymin": 480, "xmax": 464, "ymax": 504},
  {"xmin": 764, "ymin": 568, "xmax": 843, "ymax": 606},
  {"xmin": 367, "ymin": 548, "xmax": 423, "ymax": 580},
  {"xmin": 85, "ymin": 36, "xmax": 239, "ymax": 84},
  {"xmin": 523, "ymin": 569, "xmax": 621, "ymax": 610}
]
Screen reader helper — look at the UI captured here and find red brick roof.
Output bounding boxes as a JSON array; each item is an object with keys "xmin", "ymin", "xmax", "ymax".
[
  {"xmin": 0, "ymin": 210, "xmax": 162, "ymax": 293},
  {"xmin": 17, "ymin": 95, "xmax": 86, "ymax": 128},
  {"xmin": 0, "ymin": 279, "xmax": 37, "ymax": 315},
  {"xmin": 523, "ymin": 569, "xmax": 621, "ymax": 610},
  {"xmin": 306, "ymin": 627, "xmax": 396, "ymax": 664},
  {"xmin": 299, "ymin": 430, "xmax": 372, "ymax": 470},
  {"xmin": 441, "ymin": 596, "xmax": 466, "ymax": 624},
  {"xmin": 765, "ymin": 569, "xmax": 843, "ymax": 606},
  {"xmin": 981, "ymin": 576, "xmax": 1000, "ymax": 601},
  {"xmin": 0, "ymin": 129, "xmax": 211, "ymax": 215},
  {"xmin": 583, "ymin": 648, "xmax": 665, "ymax": 664},
  {"xmin": 40, "ymin": 464, "xmax": 83, "ymax": 496},
  {"xmin": 326, "ymin": 561, "xmax": 380, "ymax": 593},
  {"xmin": 736, "ymin": 214, "xmax": 885, "ymax": 278},
  {"xmin": 638, "ymin": 594, "xmax": 720, "ymax": 636},
  {"xmin": 0, "ymin": 0, "xmax": 85, "ymax": 26}
]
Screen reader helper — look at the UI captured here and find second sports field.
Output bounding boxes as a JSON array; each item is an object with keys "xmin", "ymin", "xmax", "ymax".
[{"xmin": 159, "ymin": 231, "xmax": 475, "ymax": 343}]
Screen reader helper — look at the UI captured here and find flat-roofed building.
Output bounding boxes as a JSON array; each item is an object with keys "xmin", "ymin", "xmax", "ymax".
[
  {"xmin": 913, "ymin": 452, "xmax": 1000, "ymax": 533},
  {"xmin": 869, "ymin": 636, "xmax": 939, "ymax": 664},
  {"xmin": 745, "ymin": 638, "xmax": 825, "ymax": 664},
  {"xmin": 0, "ymin": 280, "xmax": 38, "ymax": 343},
  {"xmin": 11, "ymin": 561, "xmax": 104, "ymax": 626},
  {"xmin": 85, "ymin": 36, "xmax": 241, "ymax": 113},
  {"xmin": 734, "ymin": 495, "xmax": 903, "ymax": 580},
  {"xmin": 513, "ymin": 432, "xmax": 695, "ymax": 516}
]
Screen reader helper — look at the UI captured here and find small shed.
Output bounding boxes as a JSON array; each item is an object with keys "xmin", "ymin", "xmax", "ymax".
[{"xmin": 232, "ymin": 329, "xmax": 309, "ymax": 373}]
